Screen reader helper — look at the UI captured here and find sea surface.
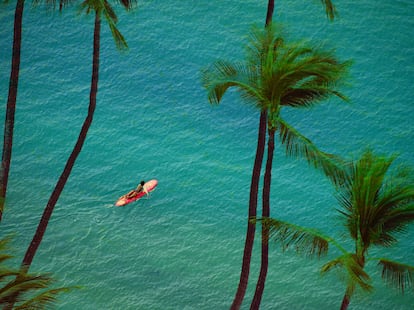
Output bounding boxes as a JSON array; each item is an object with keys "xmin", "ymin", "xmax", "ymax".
[{"xmin": 0, "ymin": 1, "xmax": 413, "ymax": 309}]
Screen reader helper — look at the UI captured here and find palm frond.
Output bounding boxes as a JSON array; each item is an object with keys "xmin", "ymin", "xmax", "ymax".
[
  {"xmin": 277, "ymin": 48, "xmax": 351, "ymax": 97},
  {"xmin": 0, "ymin": 274, "xmax": 53, "ymax": 299},
  {"xmin": 375, "ymin": 186, "xmax": 414, "ymax": 215},
  {"xmin": 201, "ymin": 61, "xmax": 262, "ymax": 107},
  {"xmin": 321, "ymin": 253, "xmax": 373, "ymax": 292},
  {"xmin": 78, "ymin": 0, "xmax": 129, "ymax": 50},
  {"xmin": 281, "ymin": 44, "xmax": 314, "ymax": 66},
  {"xmin": 336, "ymin": 150, "xmax": 414, "ymax": 249},
  {"xmin": 102, "ymin": 0, "xmax": 118, "ymax": 23},
  {"xmin": 107, "ymin": 22, "xmax": 128, "ymax": 50},
  {"xmin": 0, "ymin": 236, "xmax": 12, "ymax": 251},
  {"xmin": 0, "ymin": 236, "xmax": 76, "ymax": 308},
  {"xmin": 0, "ymin": 236, "xmax": 15, "ymax": 270},
  {"xmin": 0, "ymin": 270, "xmax": 21, "ymax": 284},
  {"xmin": 374, "ymin": 205, "xmax": 414, "ymax": 247},
  {"xmin": 258, "ymin": 217, "xmax": 330, "ymax": 258},
  {"xmin": 14, "ymin": 286, "xmax": 78, "ymax": 310},
  {"xmin": 245, "ymin": 23, "xmax": 285, "ymax": 66},
  {"xmin": 319, "ymin": 0, "xmax": 338, "ymax": 21},
  {"xmin": 378, "ymin": 259, "xmax": 413, "ymax": 294},
  {"xmin": 281, "ymin": 86, "xmax": 348, "ymax": 108},
  {"xmin": 0, "ymin": 273, "xmax": 78, "ymax": 309},
  {"xmin": 101, "ymin": 0, "xmax": 129, "ymax": 50},
  {"xmin": 276, "ymin": 117, "xmax": 348, "ymax": 186}
]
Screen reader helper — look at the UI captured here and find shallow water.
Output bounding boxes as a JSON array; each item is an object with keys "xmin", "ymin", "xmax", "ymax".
[{"xmin": 0, "ymin": 0, "xmax": 413, "ymax": 309}]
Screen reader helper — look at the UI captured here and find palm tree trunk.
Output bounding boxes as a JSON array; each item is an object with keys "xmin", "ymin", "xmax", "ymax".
[
  {"xmin": 231, "ymin": 3, "xmax": 274, "ymax": 308},
  {"xmin": 21, "ymin": 10, "xmax": 100, "ymax": 270},
  {"xmin": 230, "ymin": 110, "xmax": 267, "ymax": 310},
  {"xmin": 0, "ymin": 0, "xmax": 25, "ymax": 222},
  {"xmin": 265, "ymin": 0, "xmax": 275, "ymax": 26},
  {"xmin": 240, "ymin": 2, "xmax": 275, "ymax": 308},
  {"xmin": 250, "ymin": 128, "xmax": 274, "ymax": 309}
]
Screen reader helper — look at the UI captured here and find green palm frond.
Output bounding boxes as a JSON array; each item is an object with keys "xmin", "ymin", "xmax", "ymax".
[
  {"xmin": 319, "ymin": 0, "xmax": 338, "ymax": 21},
  {"xmin": 321, "ymin": 253, "xmax": 373, "ymax": 292},
  {"xmin": 0, "ymin": 274, "xmax": 53, "ymax": 300},
  {"xmin": 107, "ymin": 21, "xmax": 128, "ymax": 50},
  {"xmin": 277, "ymin": 57, "xmax": 350, "ymax": 108},
  {"xmin": 0, "ymin": 270, "xmax": 20, "ymax": 284},
  {"xmin": 0, "ymin": 236, "xmax": 15, "ymax": 267},
  {"xmin": 0, "ymin": 236, "xmax": 12, "ymax": 250},
  {"xmin": 279, "ymin": 48, "xmax": 347, "ymax": 83},
  {"xmin": 276, "ymin": 117, "xmax": 347, "ymax": 186},
  {"xmin": 0, "ymin": 237, "xmax": 77, "ymax": 308},
  {"xmin": 258, "ymin": 217, "xmax": 330, "ymax": 258},
  {"xmin": 352, "ymin": 151, "xmax": 394, "ymax": 212},
  {"xmin": 14, "ymin": 287, "xmax": 76, "ymax": 310},
  {"xmin": 102, "ymin": 0, "xmax": 118, "ymax": 23},
  {"xmin": 100, "ymin": 0, "xmax": 129, "ymax": 50},
  {"xmin": 245, "ymin": 24, "xmax": 285, "ymax": 66},
  {"xmin": 281, "ymin": 85, "xmax": 347, "ymax": 108},
  {"xmin": 0, "ymin": 254, "xmax": 13, "ymax": 267},
  {"xmin": 336, "ymin": 150, "xmax": 414, "ymax": 248},
  {"xmin": 378, "ymin": 259, "xmax": 414, "ymax": 294},
  {"xmin": 79, "ymin": 0, "xmax": 130, "ymax": 50},
  {"xmin": 374, "ymin": 205, "xmax": 414, "ymax": 247},
  {"xmin": 201, "ymin": 61, "xmax": 262, "ymax": 107},
  {"xmin": 0, "ymin": 272, "xmax": 78, "ymax": 308}
]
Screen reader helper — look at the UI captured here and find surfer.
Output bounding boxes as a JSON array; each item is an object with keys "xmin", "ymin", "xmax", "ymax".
[{"xmin": 125, "ymin": 180, "xmax": 148, "ymax": 199}]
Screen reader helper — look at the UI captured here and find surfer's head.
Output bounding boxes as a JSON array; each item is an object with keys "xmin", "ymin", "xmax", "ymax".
[{"xmin": 140, "ymin": 180, "xmax": 145, "ymax": 185}]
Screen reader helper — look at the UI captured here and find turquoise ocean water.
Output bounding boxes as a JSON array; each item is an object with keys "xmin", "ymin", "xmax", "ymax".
[{"xmin": 1, "ymin": 0, "xmax": 413, "ymax": 309}]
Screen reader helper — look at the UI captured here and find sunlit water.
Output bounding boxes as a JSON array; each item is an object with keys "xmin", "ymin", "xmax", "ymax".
[{"xmin": 0, "ymin": 1, "xmax": 413, "ymax": 309}]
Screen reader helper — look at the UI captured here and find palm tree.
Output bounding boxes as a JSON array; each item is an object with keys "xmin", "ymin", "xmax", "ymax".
[
  {"xmin": 250, "ymin": 1, "xmax": 338, "ymax": 308},
  {"xmin": 0, "ymin": 0, "xmax": 70, "ymax": 222},
  {"xmin": 227, "ymin": 3, "xmax": 274, "ymax": 309},
  {"xmin": 0, "ymin": 236, "xmax": 74, "ymax": 309},
  {"xmin": 261, "ymin": 149, "xmax": 414, "ymax": 309},
  {"xmin": 226, "ymin": 1, "xmax": 338, "ymax": 308},
  {"xmin": 202, "ymin": 22, "xmax": 349, "ymax": 308},
  {"xmin": 249, "ymin": 25, "xmax": 350, "ymax": 308}
]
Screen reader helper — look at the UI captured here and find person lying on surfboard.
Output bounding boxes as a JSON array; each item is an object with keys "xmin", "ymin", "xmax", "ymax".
[{"xmin": 125, "ymin": 180, "xmax": 148, "ymax": 199}]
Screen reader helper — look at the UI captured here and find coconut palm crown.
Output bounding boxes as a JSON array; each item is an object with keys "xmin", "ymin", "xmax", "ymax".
[
  {"xmin": 79, "ymin": 0, "xmax": 135, "ymax": 50},
  {"xmin": 260, "ymin": 149, "xmax": 414, "ymax": 309},
  {"xmin": 202, "ymin": 24, "xmax": 351, "ymax": 184}
]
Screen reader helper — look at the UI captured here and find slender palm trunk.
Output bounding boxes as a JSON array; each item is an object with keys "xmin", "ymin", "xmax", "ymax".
[
  {"xmin": 250, "ymin": 129, "xmax": 274, "ymax": 309},
  {"xmin": 24, "ymin": 10, "xmax": 99, "ymax": 272},
  {"xmin": 21, "ymin": 10, "xmax": 100, "ymax": 270},
  {"xmin": 231, "ymin": 2, "xmax": 274, "ymax": 308},
  {"xmin": 0, "ymin": 0, "xmax": 25, "ymax": 222},
  {"xmin": 231, "ymin": 110, "xmax": 267, "ymax": 309},
  {"xmin": 265, "ymin": 0, "xmax": 275, "ymax": 26}
]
